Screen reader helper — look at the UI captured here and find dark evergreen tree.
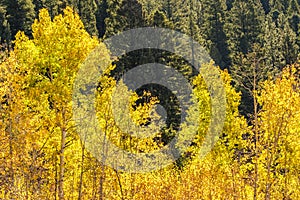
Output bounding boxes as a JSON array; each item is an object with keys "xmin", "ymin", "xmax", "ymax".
[
  {"xmin": 105, "ymin": 0, "xmax": 145, "ymax": 38},
  {"xmin": 75, "ymin": 0, "xmax": 98, "ymax": 36},
  {"xmin": 32, "ymin": 0, "xmax": 44, "ymax": 16},
  {"xmin": 43, "ymin": 0, "xmax": 68, "ymax": 18},
  {"xmin": 201, "ymin": 0, "xmax": 230, "ymax": 69},
  {"xmin": 262, "ymin": 14, "xmax": 286, "ymax": 71},
  {"xmin": 147, "ymin": 9, "xmax": 173, "ymax": 28},
  {"xmin": 287, "ymin": 0, "xmax": 300, "ymax": 34},
  {"xmin": 269, "ymin": 0, "xmax": 288, "ymax": 15},
  {"xmin": 288, "ymin": 0, "xmax": 300, "ymax": 14},
  {"xmin": 0, "ymin": 1, "xmax": 11, "ymax": 48},
  {"xmin": 270, "ymin": 0, "xmax": 300, "ymax": 58},
  {"xmin": 225, "ymin": 0, "xmax": 265, "ymax": 116},
  {"xmin": 260, "ymin": 0, "xmax": 271, "ymax": 14},
  {"xmin": 161, "ymin": 0, "xmax": 174, "ymax": 20},
  {"xmin": 4, "ymin": 0, "xmax": 35, "ymax": 39},
  {"xmin": 225, "ymin": 0, "xmax": 264, "ymax": 67},
  {"xmin": 225, "ymin": 0, "xmax": 234, "ymax": 10},
  {"xmin": 186, "ymin": 0, "xmax": 203, "ymax": 44},
  {"xmin": 95, "ymin": 0, "xmax": 108, "ymax": 38},
  {"xmin": 277, "ymin": 13, "xmax": 299, "ymax": 66},
  {"xmin": 139, "ymin": 0, "xmax": 160, "ymax": 19},
  {"xmin": 168, "ymin": 0, "xmax": 204, "ymax": 50}
]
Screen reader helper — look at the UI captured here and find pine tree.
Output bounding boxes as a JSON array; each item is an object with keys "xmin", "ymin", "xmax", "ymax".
[
  {"xmin": 4, "ymin": 0, "xmax": 35, "ymax": 39},
  {"xmin": 268, "ymin": 0, "xmax": 299, "ymax": 62},
  {"xmin": 139, "ymin": 0, "xmax": 161, "ymax": 19},
  {"xmin": 75, "ymin": 0, "xmax": 98, "ymax": 36},
  {"xmin": 262, "ymin": 14, "xmax": 286, "ymax": 70},
  {"xmin": 166, "ymin": 0, "xmax": 205, "ymax": 69},
  {"xmin": 225, "ymin": 0, "xmax": 234, "ymax": 10},
  {"xmin": 42, "ymin": 0, "xmax": 68, "ymax": 18},
  {"xmin": 147, "ymin": 9, "xmax": 173, "ymax": 28},
  {"xmin": 32, "ymin": 0, "xmax": 44, "ymax": 16},
  {"xmin": 161, "ymin": 0, "xmax": 175, "ymax": 20},
  {"xmin": 287, "ymin": 0, "xmax": 300, "ymax": 35},
  {"xmin": 105, "ymin": 0, "xmax": 145, "ymax": 38},
  {"xmin": 201, "ymin": 0, "xmax": 230, "ymax": 69},
  {"xmin": 95, "ymin": 0, "xmax": 108, "ymax": 38},
  {"xmin": 225, "ymin": 0, "xmax": 265, "ymax": 67},
  {"xmin": 260, "ymin": 0, "xmax": 271, "ymax": 14},
  {"xmin": 288, "ymin": 0, "xmax": 300, "ymax": 15},
  {"xmin": 269, "ymin": 0, "xmax": 290, "ymax": 18},
  {"xmin": 0, "ymin": 1, "xmax": 11, "ymax": 48},
  {"xmin": 276, "ymin": 13, "xmax": 299, "ymax": 66},
  {"xmin": 171, "ymin": 0, "xmax": 202, "ymax": 42},
  {"xmin": 225, "ymin": 0, "xmax": 267, "ymax": 119}
]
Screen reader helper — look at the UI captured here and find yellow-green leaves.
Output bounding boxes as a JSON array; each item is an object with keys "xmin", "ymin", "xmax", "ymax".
[
  {"xmin": 256, "ymin": 65, "xmax": 300, "ymax": 199},
  {"xmin": 0, "ymin": 7, "xmax": 111, "ymax": 199},
  {"xmin": 1, "ymin": 4, "xmax": 300, "ymax": 199}
]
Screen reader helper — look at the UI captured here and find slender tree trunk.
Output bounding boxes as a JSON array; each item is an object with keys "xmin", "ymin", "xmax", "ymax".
[
  {"xmin": 253, "ymin": 60, "xmax": 258, "ymax": 200},
  {"xmin": 99, "ymin": 114, "xmax": 110, "ymax": 200},
  {"xmin": 58, "ymin": 116, "xmax": 66, "ymax": 200},
  {"xmin": 92, "ymin": 161, "xmax": 97, "ymax": 200},
  {"xmin": 231, "ymin": 166, "xmax": 238, "ymax": 200},
  {"xmin": 115, "ymin": 169, "xmax": 125, "ymax": 200},
  {"xmin": 99, "ymin": 144, "xmax": 107, "ymax": 199},
  {"xmin": 8, "ymin": 117, "xmax": 14, "ymax": 198},
  {"xmin": 283, "ymin": 134, "xmax": 289, "ymax": 199},
  {"xmin": 7, "ymin": 86, "xmax": 15, "ymax": 199},
  {"xmin": 99, "ymin": 162, "xmax": 105, "ymax": 200},
  {"xmin": 78, "ymin": 141, "xmax": 85, "ymax": 200},
  {"xmin": 55, "ymin": 153, "xmax": 58, "ymax": 200}
]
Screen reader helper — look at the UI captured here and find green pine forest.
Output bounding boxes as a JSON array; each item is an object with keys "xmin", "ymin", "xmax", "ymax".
[{"xmin": 0, "ymin": 0, "xmax": 300, "ymax": 199}]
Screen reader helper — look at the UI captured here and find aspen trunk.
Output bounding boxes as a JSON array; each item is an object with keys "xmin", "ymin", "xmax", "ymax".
[{"xmin": 58, "ymin": 127, "xmax": 66, "ymax": 200}]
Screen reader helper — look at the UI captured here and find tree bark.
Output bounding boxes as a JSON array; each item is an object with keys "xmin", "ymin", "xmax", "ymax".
[
  {"xmin": 58, "ymin": 122, "xmax": 66, "ymax": 200},
  {"xmin": 78, "ymin": 141, "xmax": 85, "ymax": 200}
]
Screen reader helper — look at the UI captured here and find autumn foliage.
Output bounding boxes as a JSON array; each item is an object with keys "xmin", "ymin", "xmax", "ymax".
[{"xmin": 0, "ymin": 7, "xmax": 299, "ymax": 200}]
